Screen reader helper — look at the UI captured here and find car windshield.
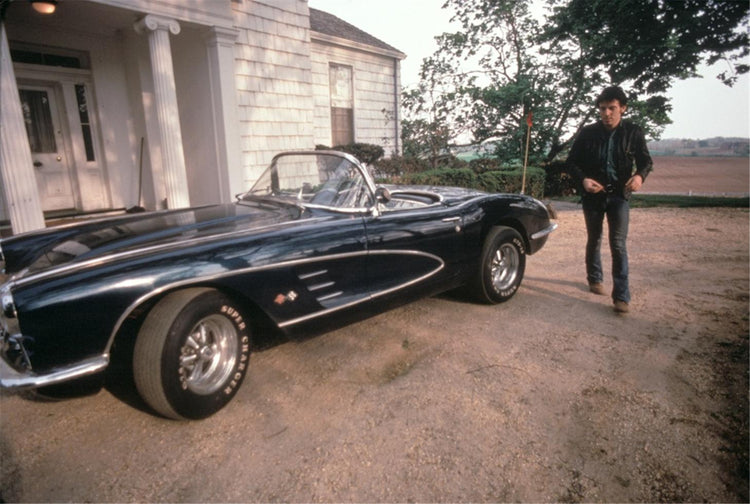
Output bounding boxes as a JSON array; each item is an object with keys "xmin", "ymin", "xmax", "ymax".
[{"xmin": 242, "ymin": 152, "xmax": 373, "ymax": 209}]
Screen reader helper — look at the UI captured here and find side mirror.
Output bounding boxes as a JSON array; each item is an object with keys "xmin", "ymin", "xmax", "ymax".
[{"xmin": 374, "ymin": 186, "xmax": 391, "ymax": 204}]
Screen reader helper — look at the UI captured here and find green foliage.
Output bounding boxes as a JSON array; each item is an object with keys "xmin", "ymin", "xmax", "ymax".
[
  {"xmin": 372, "ymin": 155, "xmax": 430, "ymax": 178},
  {"xmin": 403, "ymin": 167, "xmax": 479, "ymax": 188},
  {"xmin": 316, "ymin": 143, "xmax": 385, "ymax": 164},
  {"xmin": 402, "ymin": 0, "xmax": 749, "ymax": 164},
  {"xmin": 551, "ymin": 194, "xmax": 750, "ymax": 208},
  {"xmin": 544, "ymin": 0, "xmax": 749, "ymax": 92},
  {"xmin": 468, "ymin": 157, "xmax": 505, "ymax": 173},
  {"xmin": 629, "ymin": 195, "xmax": 749, "ymax": 209},
  {"xmin": 393, "ymin": 158, "xmax": 547, "ymax": 198},
  {"xmin": 478, "ymin": 167, "xmax": 546, "ymax": 197}
]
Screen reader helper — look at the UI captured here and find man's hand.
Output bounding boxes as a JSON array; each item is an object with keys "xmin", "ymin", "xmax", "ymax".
[
  {"xmin": 625, "ymin": 174, "xmax": 643, "ymax": 192},
  {"xmin": 583, "ymin": 178, "xmax": 605, "ymax": 193}
]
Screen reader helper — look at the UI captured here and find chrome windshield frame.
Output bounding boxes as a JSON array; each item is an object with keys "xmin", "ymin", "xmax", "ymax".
[{"xmin": 242, "ymin": 150, "xmax": 379, "ymax": 212}]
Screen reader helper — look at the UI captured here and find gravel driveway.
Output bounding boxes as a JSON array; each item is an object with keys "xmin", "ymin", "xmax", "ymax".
[{"xmin": 1, "ymin": 205, "xmax": 748, "ymax": 502}]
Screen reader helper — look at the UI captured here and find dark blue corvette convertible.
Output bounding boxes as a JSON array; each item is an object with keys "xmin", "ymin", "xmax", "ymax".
[{"xmin": 1, "ymin": 151, "xmax": 556, "ymax": 419}]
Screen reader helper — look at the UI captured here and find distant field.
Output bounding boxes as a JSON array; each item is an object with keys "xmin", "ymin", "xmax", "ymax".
[{"xmin": 643, "ymin": 156, "xmax": 749, "ymax": 196}]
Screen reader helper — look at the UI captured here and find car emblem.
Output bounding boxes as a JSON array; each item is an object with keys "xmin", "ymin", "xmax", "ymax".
[{"xmin": 274, "ymin": 291, "xmax": 298, "ymax": 305}]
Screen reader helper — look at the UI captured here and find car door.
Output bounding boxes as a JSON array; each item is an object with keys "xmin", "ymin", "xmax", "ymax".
[{"xmin": 364, "ymin": 203, "xmax": 467, "ymax": 298}]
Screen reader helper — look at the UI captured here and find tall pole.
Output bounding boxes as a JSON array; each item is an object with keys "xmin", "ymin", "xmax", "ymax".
[{"xmin": 521, "ymin": 111, "xmax": 532, "ymax": 195}]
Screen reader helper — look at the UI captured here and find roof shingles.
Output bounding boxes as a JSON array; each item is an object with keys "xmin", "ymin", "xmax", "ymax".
[{"xmin": 309, "ymin": 7, "xmax": 404, "ymax": 57}]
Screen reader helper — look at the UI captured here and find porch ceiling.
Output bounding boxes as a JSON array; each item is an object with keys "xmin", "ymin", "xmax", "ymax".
[{"xmin": 3, "ymin": 1, "xmax": 140, "ymax": 36}]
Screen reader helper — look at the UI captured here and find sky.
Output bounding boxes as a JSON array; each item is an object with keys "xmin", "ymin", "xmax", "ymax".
[{"xmin": 309, "ymin": 0, "xmax": 750, "ymax": 140}]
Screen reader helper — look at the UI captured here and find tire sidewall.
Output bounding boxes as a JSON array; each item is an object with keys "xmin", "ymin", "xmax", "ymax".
[
  {"xmin": 160, "ymin": 292, "xmax": 251, "ymax": 420},
  {"xmin": 481, "ymin": 227, "xmax": 526, "ymax": 303}
]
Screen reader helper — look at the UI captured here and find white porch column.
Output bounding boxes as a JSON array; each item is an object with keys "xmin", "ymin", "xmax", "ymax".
[
  {"xmin": 204, "ymin": 26, "xmax": 242, "ymax": 201},
  {"xmin": 134, "ymin": 15, "xmax": 189, "ymax": 209},
  {"xmin": 0, "ymin": 22, "xmax": 45, "ymax": 234}
]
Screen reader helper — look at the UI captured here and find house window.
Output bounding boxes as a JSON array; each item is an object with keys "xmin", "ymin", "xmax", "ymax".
[
  {"xmin": 329, "ymin": 64, "xmax": 353, "ymax": 146},
  {"xmin": 10, "ymin": 43, "xmax": 90, "ymax": 69}
]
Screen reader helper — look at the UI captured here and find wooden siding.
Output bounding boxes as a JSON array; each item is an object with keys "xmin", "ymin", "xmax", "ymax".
[
  {"xmin": 311, "ymin": 43, "xmax": 400, "ymax": 156},
  {"xmin": 232, "ymin": 0, "xmax": 316, "ymax": 189}
]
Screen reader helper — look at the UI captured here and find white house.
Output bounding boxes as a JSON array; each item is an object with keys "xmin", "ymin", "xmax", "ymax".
[{"xmin": 0, "ymin": 0, "xmax": 404, "ymax": 235}]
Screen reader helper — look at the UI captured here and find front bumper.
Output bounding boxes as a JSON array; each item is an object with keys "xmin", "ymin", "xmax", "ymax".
[
  {"xmin": 0, "ymin": 353, "xmax": 109, "ymax": 390},
  {"xmin": 528, "ymin": 221, "xmax": 558, "ymax": 255},
  {"xmin": 531, "ymin": 222, "xmax": 558, "ymax": 240},
  {"xmin": 1, "ymin": 280, "xmax": 110, "ymax": 390}
]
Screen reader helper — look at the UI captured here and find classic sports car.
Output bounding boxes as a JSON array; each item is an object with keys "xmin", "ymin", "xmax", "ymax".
[{"xmin": 1, "ymin": 151, "xmax": 556, "ymax": 419}]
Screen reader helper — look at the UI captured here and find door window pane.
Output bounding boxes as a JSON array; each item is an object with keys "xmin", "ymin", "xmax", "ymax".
[
  {"xmin": 19, "ymin": 89, "xmax": 56, "ymax": 153},
  {"xmin": 75, "ymin": 84, "xmax": 95, "ymax": 161}
]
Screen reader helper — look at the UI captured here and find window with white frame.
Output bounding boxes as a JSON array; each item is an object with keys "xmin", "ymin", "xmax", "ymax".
[{"xmin": 329, "ymin": 64, "xmax": 353, "ymax": 146}]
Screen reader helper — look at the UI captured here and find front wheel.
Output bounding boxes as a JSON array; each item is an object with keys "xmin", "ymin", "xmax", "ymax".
[
  {"xmin": 472, "ymin": 226, "xmax": 526, "ymax": 304},
  {"xmin": 133, "ymin": 288, "xmax": 251, "ymax": 420}
]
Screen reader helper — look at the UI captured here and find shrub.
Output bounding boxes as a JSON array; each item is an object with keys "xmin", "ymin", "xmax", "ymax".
[
  {"xmin": 432, "ymin": 154, "xmax": 468, "ymax": 169},
  {"xmin": 399, "ymin": 165, "xmax": 546, "ymax": 198},
  {"xmin": 323, "ymin": 151, "xmax": 550, "ymax": 198},
  {"xmin": 478, "ymin": 167, "xmax": 546, "ymax": 197},
  {"xmin": 324, "ymin": 143, "xmax": 385, "ymax": 164},
  {"xmin": 402, "ymin": 168, "xmax": 478, "ymax": 188},
  {"xmin": 372, "ymin": 155, "xmax": 430, "ymax": 178},
  {"xmin": 468, "ymin": 157, "xmax": 505, "ymax": 173}
]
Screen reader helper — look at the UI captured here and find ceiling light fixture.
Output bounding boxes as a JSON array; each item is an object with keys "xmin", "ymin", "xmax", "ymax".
[{"xmin": 30, "ymin": 0, "xmax": 57, "ymax": 14}]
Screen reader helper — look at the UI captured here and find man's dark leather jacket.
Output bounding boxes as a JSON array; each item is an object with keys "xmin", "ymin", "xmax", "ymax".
[{"xmin": 567, "ymin": 119, "xmax": 653, "ymax": 199}]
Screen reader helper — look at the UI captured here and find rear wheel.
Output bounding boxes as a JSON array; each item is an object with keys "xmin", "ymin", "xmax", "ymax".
[
  {"xmin": 133, "ymin": 288, "xmax": 251, "ymax": 420},
  {"xmin": 472, "ymin": 226, "xmax": 526, "ymax": 303}
]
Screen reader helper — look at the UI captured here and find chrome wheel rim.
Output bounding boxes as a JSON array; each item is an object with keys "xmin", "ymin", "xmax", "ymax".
[
  {"xmin": 178, "ymin": 315, "xmax": 238, "ymax": 395},
  {"xmin": 490, "ymin": 243, "xmax": 519, "ymax": 292}
]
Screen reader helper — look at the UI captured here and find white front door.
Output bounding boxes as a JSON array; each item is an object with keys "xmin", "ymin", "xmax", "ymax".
[{"xmin": 19, "ymin": 83, "xmax": 77, "ymax": 211}]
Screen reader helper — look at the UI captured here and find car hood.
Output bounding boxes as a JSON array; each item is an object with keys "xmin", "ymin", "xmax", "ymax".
[{"xmin": 0, "ymin": 203, "xmax": 304, "ymax": 277}]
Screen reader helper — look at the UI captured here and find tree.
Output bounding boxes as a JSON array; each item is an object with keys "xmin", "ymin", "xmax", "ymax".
[
  {"xmin": 544, "ymin": 0, "xmax": 750, "ymax": 92},
  {"xmin": 404, "ymin": 0, "xmax": 552, "ymax": 164},
  {"xmin": 402, "ymin": 0, "xmax": 750, "ymax": 163}
]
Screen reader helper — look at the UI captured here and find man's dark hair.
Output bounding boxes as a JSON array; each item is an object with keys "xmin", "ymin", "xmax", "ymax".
[{"xmin": 596, "ymin": 86, "xmax": 628, "ymax": 107}]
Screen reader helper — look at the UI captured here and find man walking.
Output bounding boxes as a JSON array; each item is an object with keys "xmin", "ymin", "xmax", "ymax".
[{"xmin": 567, "ymin": 86, "xmax": 653, "ymax": 313}]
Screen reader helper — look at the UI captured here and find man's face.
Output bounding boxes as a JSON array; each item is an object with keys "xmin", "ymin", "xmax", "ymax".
[{"xmin": 598, "ymin": 99, "xmax": 626, "ymax": 131}]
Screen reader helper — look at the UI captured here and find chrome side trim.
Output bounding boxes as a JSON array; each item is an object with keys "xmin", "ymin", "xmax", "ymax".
[
  {"xmin": 298, "ymin": 270, "xmax": 327, "ymax": 280},
  {"xmin": 11, "ymin": 217, "xmax": 332, "ymax": 288},
  {"xmin": 279, "ymin": 258, "xmax": 444, "ymax": 328},
  {"xmin": 105, "ymin": 249, "xmax": 445, "ymax": 351},
  {"xmin": 309, "ymin": 281, "xmax": 335, "ymax": 291},
  {"xmin": 0, "ymin": 354, "xmax": 109, "ymax": 390},
  {"xmin": 531, "ymin": 222, "xmax": 558, "ymax": 240},
  {"xmin": 316, "ymin": 291, "xmax": 343, "ymax": 302}
]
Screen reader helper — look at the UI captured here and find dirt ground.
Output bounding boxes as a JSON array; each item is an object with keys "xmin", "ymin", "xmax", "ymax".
[
  {"xmin": 641, "ymin": 155, "xmax": 748, "ymax": 196},
  {"xmin": 1, "ymin": 202, "xmax": 747, "ymax": 502}
]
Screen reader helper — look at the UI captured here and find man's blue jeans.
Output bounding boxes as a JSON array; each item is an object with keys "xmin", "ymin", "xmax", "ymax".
[{"xmin": 583, "ymin": 194, "xmax": 630, "ymax": 303}]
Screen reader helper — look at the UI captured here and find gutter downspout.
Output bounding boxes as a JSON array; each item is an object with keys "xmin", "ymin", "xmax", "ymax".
[{"xmin": 393, "ymin": 58, "xmax": 401, "ymax": 155}]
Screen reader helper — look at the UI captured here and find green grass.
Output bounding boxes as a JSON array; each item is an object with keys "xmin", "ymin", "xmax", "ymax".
[
  {"xmin": 630, "ymin": 194, "xmax": 749, "ymax": 208},
  {"xmin": 551, "ymin": 194, "xmax": 749, "ymax": 209}
]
